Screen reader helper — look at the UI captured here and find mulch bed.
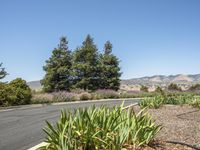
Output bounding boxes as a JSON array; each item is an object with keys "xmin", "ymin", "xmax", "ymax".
[{"xmin": 133, "ymin": 105, "xmax": 200, "ymax": 150}]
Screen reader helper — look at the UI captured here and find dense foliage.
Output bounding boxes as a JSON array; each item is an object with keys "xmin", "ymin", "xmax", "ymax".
[
  {"xmin": 189, "ymin": 84, "xmax": 200, "ymax": 91},
  {"xmin": 0, "ymin": 63, "xmax": 7, "ymax": 80},
  {"xmin": 38, "ymin": 105, "xmax": 161, "ymax": 150},
  {"xmin": 140, "ymin": 85, "xmax": 148, "ymax": 92},
  {"xmin": 41, "ymin": 37, "xmax": 72, "ymax": 92},
  {"xmin": 0, "ymin": 78, "xmax": 32, "ymax": 106},
  {"xmin": 139, "ymin": 94, "xmax": 200, "ymax": 109},
  {"xmin": 167, "ymin": 83, "xmax": 182, "ymax": 91},
  {"xmin": 73, "ymin": 35, "xmax": 100, "ymax": 91},
  {"xmin": 99, "ymin": 41, "xmax": 121, "ymax": 90},
  {"xmin": 42, "ymin": 35, "xmax": 121, "ymax": 92}
]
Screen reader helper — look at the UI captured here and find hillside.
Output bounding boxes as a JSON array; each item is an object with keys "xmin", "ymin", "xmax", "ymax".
[
  {"xmin": 28, "ymin": 74, "xmax": 200, "ymax": 91},
  {"xmin": 27, "ymin": 80, "xmax": 42, "ymax": 91},
  {"xmin": 120, "ymin": 74, "xmax": 200, "ymax": 91}
]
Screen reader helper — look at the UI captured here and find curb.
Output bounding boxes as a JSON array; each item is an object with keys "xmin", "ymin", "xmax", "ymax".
[
  {"xmin": 27, "ymin": 142, "xmax": 47, "ymax": 150},
  {"xmin": 0, "ymin": 98, "xmax": 141, "ymax": 112}
]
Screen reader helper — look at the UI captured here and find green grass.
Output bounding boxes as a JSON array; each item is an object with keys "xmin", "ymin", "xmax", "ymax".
[{"xmin": 38, "ymin": 104, "xmax": 162, "ymax": 150}]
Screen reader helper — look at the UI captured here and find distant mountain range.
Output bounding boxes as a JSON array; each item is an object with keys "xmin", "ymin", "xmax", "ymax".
[
  {"xmin": 121, "ymin": 74, "xmax": 200, "ymax": 91},
  {"xmin": 28, "ymin": 74, "xmax": 200, "ymax": 91}
]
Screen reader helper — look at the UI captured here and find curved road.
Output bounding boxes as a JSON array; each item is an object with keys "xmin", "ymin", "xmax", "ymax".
[{"xmin": 0, "ymin": 99, "xmax": 139, "ymax": 150}]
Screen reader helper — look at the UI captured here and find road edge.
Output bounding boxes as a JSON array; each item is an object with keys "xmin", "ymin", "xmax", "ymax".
[{"xmin": 0, "ymin": 97, "xmax": 141, "ymax": 112}]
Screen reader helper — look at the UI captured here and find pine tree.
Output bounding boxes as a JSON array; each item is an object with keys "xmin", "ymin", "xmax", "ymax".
[
  {"xmin": 0, "ymin": 63, "xmax": 7, "ymax": 80},
  {"xmin": 72, "ymin": 35, "xmax": 100, "ymax": 90},
  {"xmin": 41, "ymin": 37, "xmax": 72, "ymax": 92},
  {"xmin": 100, "ymin": 41, "xmax": 121, "ymax": 90}
]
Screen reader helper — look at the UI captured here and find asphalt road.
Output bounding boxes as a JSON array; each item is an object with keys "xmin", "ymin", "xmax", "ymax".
[{"xmin": 0, "ymin": 99, "xmax": 139, "ymax": 150}]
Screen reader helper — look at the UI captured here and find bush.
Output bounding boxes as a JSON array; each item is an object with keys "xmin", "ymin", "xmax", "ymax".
[
  {"xmin": 140, "ymin": 95, "xmax": 165, "ymax": 109},
  {"xmin": 0, "ymin": 82, "xmax": 10, "ymax": 106},
  {"xmin": 0, "ymin": 78, "xmax": 32, "ymax": 106},
  {"xmin": 189, "ymin": 84, "xmax": 200, "ymax": 91},
  {"xmin": 190, "ymin": 96, "xmax": 200, "ymax": 108},
  {"xmin": 140, "ymin": 85, "xmax": 148, "ymax": 92},
  {"xmin": 38, "ymin": 105, "xmax": 162, "ymax": 150},
  {"xmin": 31, "ymin": 93, "xmax": 54, "ymax": 104},
  {"xmin": 92, "ymin": 89, "xmax": 119, "ymax": 99},
  {"xmin": 8, "ymin": 78, "xmax": 32, "ymax": 105},
  {"xmin": 168, "ymin": 83, "xmax": 182, "ymax": 91},
  {"xmin": 139, "ymin": 93, "xmax": 200, "ymax": 109},
  {"xmin": 79, "ymin": 92, "xmax": 91, "ymax": 100},
  {"xmin": 53, "ymin": 92, "xmax": 78, "ymax": 102}
]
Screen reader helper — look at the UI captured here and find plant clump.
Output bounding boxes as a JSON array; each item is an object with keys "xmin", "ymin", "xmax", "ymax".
[{"xmin": 38, "ymin": 105, "xmax": 162, "ymax": 150}]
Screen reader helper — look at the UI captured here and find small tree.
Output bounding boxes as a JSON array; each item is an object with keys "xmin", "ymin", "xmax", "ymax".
[
  {"xmin": 140, "ymin": 85, "xmax": 148, "ymax": 92},
  {"xmin": 8, "ymin": 78, "xmax": 32, "ymax": 105},
  {"xmin": 189, "ymin": 84, "xmax": 200, "ymax": 91},
  {"xmin": 168, "ymin": 83, "xmax": 182, "ymax": 91},
  {"xmin": 41, "ymin": 37, "xmax": 72, "ymax": 92},
  {"xmin": 155, "ymin": 86, "xmax": 166, "ymax": 97},
  {"xmin": 99, "ymin": 41, "xmax": 121, "ymax": 91},
  {"xmin": 73, "ymin": 35, "xmax": 100, "ymax": 90},
  {"xmin": 0, "ymin": 63, "xmax": 7, "ymax": 80}
]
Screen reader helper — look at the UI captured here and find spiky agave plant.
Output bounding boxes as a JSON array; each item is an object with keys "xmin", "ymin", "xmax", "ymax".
[{"xmin": 38, "ymin": 105, "xmax": 162, "ymax": 150}]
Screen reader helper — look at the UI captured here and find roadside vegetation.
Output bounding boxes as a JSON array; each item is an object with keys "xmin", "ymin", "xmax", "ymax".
[
  {"xmin": 139, "ymin": 93, "xmax": 200, "ymax": 109},
  {"xmin": 41, "ymin": 35, "xmax": 121, "ymax": 92},
  {"xmin": 0, "ymin": 78, "xmax": 32, "ymax": 106},
  {"xmin": 0, "ymin": 63, "xmax": 32, "ymax": 106},
  {"xmin": 1, "ymin": 36, "xmax": 200, "ymax": 108},
  {"xmin": 31, "ymin": 90, "xmax": 155, "ymax": 104},
  {"xmin": 38, "ymin": 105, "xmax": 162, "ymax": 150}
]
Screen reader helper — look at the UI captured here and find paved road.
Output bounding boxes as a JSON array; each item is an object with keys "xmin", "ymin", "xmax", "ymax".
[{"xmin": 0, "ymin": 99, "xmax": 139, "ymax": 150}]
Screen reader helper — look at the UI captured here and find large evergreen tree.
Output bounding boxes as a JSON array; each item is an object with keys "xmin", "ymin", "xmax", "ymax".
[
  {"xmin": 41, "ymin": 37, "xmax": 72, "ymax": 92},
  {"xmin": 72, "ymin": 35, "xmax": 100, "ymax": 90},
  {"xmin": 0, "ymin": 63, "xmax": 7, "ymax": 80},
  {"xmin": 100, "ymin": 41, "xmax": 121, "ymax": 90}
]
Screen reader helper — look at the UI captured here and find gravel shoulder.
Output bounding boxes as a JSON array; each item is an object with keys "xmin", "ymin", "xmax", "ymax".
[{"xmin": 134, "ymin": 105, "xmax": 200, "ymax": 150}]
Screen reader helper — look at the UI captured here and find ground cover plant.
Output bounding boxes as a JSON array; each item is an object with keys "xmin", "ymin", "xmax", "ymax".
[
  {"xmin": 38, "ymin": 105, "xmax": 162, "ymax": 150},
  {"xmin": 139, "ymin": 93, "xmax": 200, "ymax": 109},
  {"xmin": 31, "ymin": 90, "xmax": 157, "ymax": 104}
]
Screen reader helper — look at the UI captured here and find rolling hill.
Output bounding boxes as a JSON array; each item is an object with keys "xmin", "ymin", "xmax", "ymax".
[
  {"xmin": 121, "ymin": 74, "xmax": 200, "ymax": 91},
  {"xmin": 28, "ymin": 74, "xmax": 200, "ymax": 91}
]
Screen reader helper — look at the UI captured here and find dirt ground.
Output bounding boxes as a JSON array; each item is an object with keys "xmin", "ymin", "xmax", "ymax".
[{"xmin": 133, "ymin": 105, "xmax": 200, "ymax": 150}]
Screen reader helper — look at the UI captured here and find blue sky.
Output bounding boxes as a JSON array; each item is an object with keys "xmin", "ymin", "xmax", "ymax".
[{"xmin": 0, "ymin": 0, "xmax": 200, "ymax": 82}]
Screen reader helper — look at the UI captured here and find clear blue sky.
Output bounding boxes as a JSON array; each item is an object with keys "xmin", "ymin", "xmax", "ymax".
[{"xmin": 1, "ymin": 0, "xmax": 200, "ymax": 82}]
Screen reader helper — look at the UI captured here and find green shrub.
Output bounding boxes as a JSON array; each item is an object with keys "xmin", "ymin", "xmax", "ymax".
[
  {"xmin": 8, "ymin": 78, "xmax": 32, "ymax": 105},
  {"xmin": 140, "ymin": 93, "xmax": 200, "ymax": 109},
  {"xmin": 38, "ymin": 105, "xmax": 162, "ymax": 150},
  {"xmin": 140, "ymin": 85, "xmax": 148, "ymax": 92},
  {"xmin": 189, "ymin": 84, "xmax": 200, "ymax": 91},
  {"xmin": 0, "ymin": 82, "xmax": 10, "ymax": 106},
  {"xmin": 140, "ymin": 95, "xmax": 164, "ymax": 109},
  {"xmin": 0, "ymin": 78, "xmax": 31, "ymax": 106},
  {"xmin": 190, "ymin": 96, "xmax": 200, "ymax": 108},
  {"xmin": 168, "ymin": 83, "xmax": 182, "ymax": 91}
]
